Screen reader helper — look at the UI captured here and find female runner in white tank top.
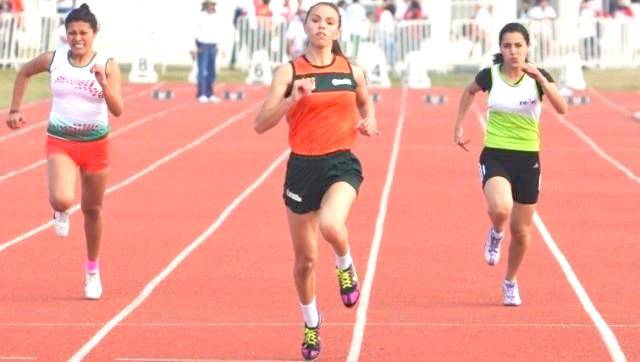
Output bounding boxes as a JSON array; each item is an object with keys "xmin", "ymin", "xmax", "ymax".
[{"xmin": 6, "ymin": 4, "xmax": 123, "ymax": 300}]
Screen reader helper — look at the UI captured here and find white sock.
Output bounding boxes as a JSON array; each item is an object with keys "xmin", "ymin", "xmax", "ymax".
[
  {"xmin": 336, "ymin": 246, "xmax": 353, "ymax": 270},
  {"xmin": 300, "ymin": 297, "xmax": 320, "ymax": 328},
  {"xmin": 491, "ymin": 228, "xmax": 504, "ymax": 238},
  {"xmin": 54, "ymin": 210, "xmax": 69, "ymax": 220}
]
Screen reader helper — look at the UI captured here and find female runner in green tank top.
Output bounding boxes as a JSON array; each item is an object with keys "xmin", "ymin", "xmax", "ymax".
[{"xmin": 454, "ymin": 22, "xmax": 567, "ymax": 306}]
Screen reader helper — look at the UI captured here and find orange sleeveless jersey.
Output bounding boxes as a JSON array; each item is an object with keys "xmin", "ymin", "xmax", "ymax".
[{"xmin": 287, "ymin": 55, "xmax": 358, "ymax": 155}]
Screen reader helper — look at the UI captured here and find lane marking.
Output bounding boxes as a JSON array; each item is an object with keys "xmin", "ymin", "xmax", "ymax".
[
  {"xmin": 588, "ymin": 88, "xmax": 634, "ymax": 117},
  {"xmin": 0, "ymin": 83, "xmax": 165, "ymax": 143},
  {"xmin": 0, "ymin": 103, "xmax": 187, "ymax": 183},
  {"xmin": 550, "ymin": 112, "xmax": 640, "ymax": 184},
  {"xmin": 2, "ymin": 322, "xmax": 638, "ymax": 328},
  {"xmin": 347, "ymin": 87, "xmax": 408, "ymax": 362},
  {"xmin": 69, "ymin": 150, "xmax": 290, "ymax": 361},
  {"xmin": 474, "ymin": 109, "xmax": 627, "ymax": 362},
  {"xmin": 116, "ymin": 359, "xmax": 293, "ymax": 362},
  {"xmin": 0, "ymin": 104, "xmax": 260, "ymax": 253}
]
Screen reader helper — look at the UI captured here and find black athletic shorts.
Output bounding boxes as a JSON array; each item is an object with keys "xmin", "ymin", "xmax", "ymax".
[
  {"xmin": 479, "ymin": 147, "xmax": 541, "ymax": 204},
  {"xmin": 283, "ymin": 150, "xmax": 363, "ymax": 214}
]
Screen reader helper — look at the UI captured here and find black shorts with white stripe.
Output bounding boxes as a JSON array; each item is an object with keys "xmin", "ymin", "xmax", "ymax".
[
  {"xmin": 283, "ymin": 150, "xmax": 363, "ymax": 214},
  {"xmin": 479, "ymin": 147, "xmax": 541, "ymax": 204}
]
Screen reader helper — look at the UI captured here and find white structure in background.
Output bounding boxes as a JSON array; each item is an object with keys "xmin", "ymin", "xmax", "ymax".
[
  {"xmin": 356, "ymin": 42, "xmax": 391, "ymax": 88},
  {"xmin": 245, "ymin": 50, "xmax": 272, "ymax": 85},
  {"xmin": 559, "ymin": 52, "xmax": 587, "ymax": 97},
  {"xmin": 128, "ymin": 55, "xmax": 158, "ymax": 83},
  {"xmin": 87, "ymin": 0, "xmax": 235, "ymax": 68},
  {"xmin": 3, "ymin": 0, "xmax": 639, "ymax": 72},
  {"xmin": 405, "ymin": 50, "xmax": 432, "ymax": 89}
]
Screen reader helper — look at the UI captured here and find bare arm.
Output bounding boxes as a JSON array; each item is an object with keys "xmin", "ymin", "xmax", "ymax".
[
  {"xmin": 454, "ymin": 80, "xmax": 482, "ymax": 148},
  {"xmin": 6, "ymin": 52, "xmax": 52, "ymax": 129},
  {"xmin": 522, "ymin": 64, "xmax": 567, "ymax": 115},
  {"xmin": 91, "ymin": 59, "xmax": 123, "ymax": 117},
  {"xmin": 254, "ymin": 63, "xmax": 295, "ymax": 134},
  {"xmin": 352, "ymin": 64, "xmax": 379, "ymax": 136}
]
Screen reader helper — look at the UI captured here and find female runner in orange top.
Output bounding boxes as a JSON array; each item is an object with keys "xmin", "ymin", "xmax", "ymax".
[{"xmin": 254, "ymin": 2, "xmax": 378, "ymax": 359}]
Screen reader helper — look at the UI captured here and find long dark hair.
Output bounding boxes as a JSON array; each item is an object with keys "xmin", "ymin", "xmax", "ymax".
[
  {"xmin": 304, "ymin": 1, "xmax": 344, "ymax": 57},
  {"xmin": 65, "ymin": 3, "xmax": 98, "ymax": 33},
  {"xmin": 493, "ymin": 22, "xmax": 530, "ymax": 64}
]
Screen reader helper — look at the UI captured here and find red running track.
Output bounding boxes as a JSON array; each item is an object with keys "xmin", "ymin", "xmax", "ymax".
[{"xmin": 0, "ymin": 83, "xmax": 637, "ymax": 360}]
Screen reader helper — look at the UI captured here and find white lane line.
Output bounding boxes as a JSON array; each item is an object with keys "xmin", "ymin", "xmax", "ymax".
[
  {"xmin": 534, "ymin": 214, "xmax": 627, "ymax": 362},
  {"xmin": 0, "ymin": 83, "xmax": 164, "ymax": 143},
  {"xmin": 0, "ymin": 357, "xmax": 36, "ymax": 361},
  {"xmin": 550, "ymin": 112, "xmax": 640, "ymax": 184},
  {"xmin": 0, "ymin": 121, "xmax": 49, "ymax": 143},
  {"xmin": 115, "ymin": 359, "xmax": 294, "ymax": 362},
  {"xmin": 69, "ymin": 149, "xmax": 290, "ymax": 361},
  {"xmin": 0, "ymin": 103, "xmax": 187, "ymax": 183},
  {"xmin": 474, "ymin": 109, "xmax": 627, "ymax": 362},
  {"xmin": 3, "ymin": 322, "xmax": 639, "ymax": 328},
  {"xmin": 347, "ymin": 87, "xmax": 408, "ymax": 362},
  {"xmin": 0, "ymin": 103, "xmax": 260, "ymax": 253},
  {"xmin": 588, "ymin": 88, "xmax": 634, "ymax": 117}
]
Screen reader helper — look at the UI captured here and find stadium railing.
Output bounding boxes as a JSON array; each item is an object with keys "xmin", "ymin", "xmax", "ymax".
[{"xmin": 1, "ymin": 13, "xmax": 638, "ymax": 73}]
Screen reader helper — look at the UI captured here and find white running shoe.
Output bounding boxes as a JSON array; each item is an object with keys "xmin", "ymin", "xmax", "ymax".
[
  {"xmin": 84, "ymin": 271, "xmax": 103, "ymax": 300},
  {"xmin": 208, "ymin": 95, "xmax": 221, "ymax": 103},
  {"xmin": 484, "ymin": 227, "xmax": 504, "ymax": 266},
  {"xmin": 503, "ymin": 280, "xmax": 522, "ymax": 306},
  {"xmin": 53, "ymin": 211, "xmax": 70, "ymax": 238},
  {"xmin": 197, "ymin": 95, "xmax": 208, "ymax": 103}
]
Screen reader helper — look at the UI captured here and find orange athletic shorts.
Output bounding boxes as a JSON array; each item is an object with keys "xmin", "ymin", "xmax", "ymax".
[{"xmin": 45, "ymin": 135, "xmax": 110, "ymax": 172}]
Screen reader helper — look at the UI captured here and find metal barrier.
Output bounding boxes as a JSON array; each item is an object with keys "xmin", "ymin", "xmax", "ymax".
[
  {"xmin": 0, "ymin": 13, "xmax": 59, "ymax": 69},
  {"xmin": 233, "ymin": 16, "xmax": 288, "ymax": 68},
  {"xmin": 446, "ymin": 17, "xmax": 640, "ymax": 70},
  {"xmin": 2, "ymin": 13, "xmax": 638, "ymax": 72}
]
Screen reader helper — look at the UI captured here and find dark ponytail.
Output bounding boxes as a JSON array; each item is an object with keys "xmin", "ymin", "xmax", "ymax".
[
  {"xmin": 331, "ymin": 40, "xmax": 344, "ymax": 57},
  {"xmin": 305, "ymin": 2, "xmax": 344, "ymax": 56},
  {"xmin": 65, "ymin": 3, "xmax": 99, "ymax": 33},
  {"xmin": 493, "ymin": 22, "xmax": 530, "ymax": 64}
]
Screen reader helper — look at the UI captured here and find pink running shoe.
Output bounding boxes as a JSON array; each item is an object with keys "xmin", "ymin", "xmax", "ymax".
[{"xmin": 336, "ymin": 264, "xmax": 360, "ymax": 307}]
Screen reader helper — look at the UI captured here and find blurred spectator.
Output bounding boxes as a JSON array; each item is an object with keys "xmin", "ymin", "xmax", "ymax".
[
  {"xmin": 528, "ymin": 0, "xmax": 556, "ymax": 59},
  {"xmin": 281, "ymin": 0, "xmax": 294, "ymax": 22},
  {"xmin": 8, "ymin": 0, "xmax": 24, "ymax": 29},
  {"xmin": 237, "ymin": 0, "xmax": 255, "ymax": 18},
  {"xmin": 528, "ymin": 0, "xmax": 557, "ymax": 19},
  {"xmin": 469, "ymin": 1, "xmax": 492, "ymax": 57},
  {"xmin": 579, "ymin": 0, "xmax": 599, "ymax": 62},
  {"xmin": 378, "ymin": 2, "xmax": 396, "ymax": 66},
  {"xmin": 395, "ymin": 0, "xmax": 408, "ymax": 20},
  {"xmin": 57, "ymin": 0, "xmax": 76, "ymax": 15},
  {"xmin": 374, "ymin": 0, "xmax": 392, "ymax": 23},
  {"xmin": 9, "ymin": 0, "xmax": 23, "ymax": 13},
  {"xmin": 0, "ymin": 0, "xmax": 9, "ymax": 13},
  {"xmin": 336, "ymin": 0, "xmax": 352, "ymax": 45},
  {"xmin": 346, "ymin": 0, "xmax": 367, "ymax": 55},
  {"xmin": 271, "ymin": 0, "xmax": 293, "ymax": 23},
  {"xmin": 518, "ymin": 0, "xmax": 531, "ymax": 19},
  {"xmin": 255, "ymin": 0, "xmax": 272, "ymax": 17},
  {"xmin": 403, "ymin": 0, "xmax": 424, "ymax": 20},
  {"xmin": 195, "ymin": 0, "xmax": 224, "ymax": 103},
  {"xmin": 613, "ymin": 0, "xmax": 635, "ymax": 18},
  {"xmin": 285, "ymin": 5, "xmax": 306, "ymax": 59}
]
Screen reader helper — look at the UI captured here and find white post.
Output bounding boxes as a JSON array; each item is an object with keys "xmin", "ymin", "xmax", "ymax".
[
  {"xmin": 556, "ymin": 0, "xmax": 582, "ymax": 19},
  {"xmin": 423, "ymin": 0, "xmax": 452, "ymax": 46},
  {"xmin": 489, "ymin": 0, "xmax": 517, "ymax": 24}
]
